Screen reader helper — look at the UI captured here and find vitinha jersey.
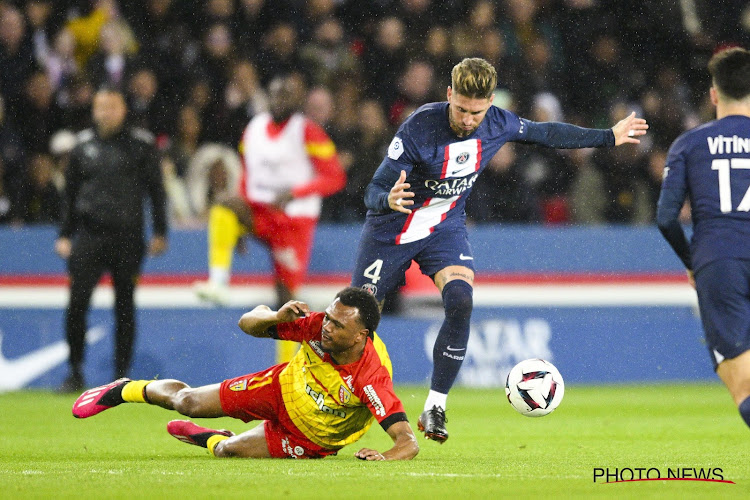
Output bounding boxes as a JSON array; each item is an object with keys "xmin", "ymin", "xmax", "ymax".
[
  {"xmin": 365, "ymin": 102, "xmax": 612, "ymax": 244},
  {"xmin": 275, "ymin": 313, "xmax": 405, "ymax": 449},
  {"xmin": 659, "ymin": 115, "xmax": 750, "ymax": 271}
]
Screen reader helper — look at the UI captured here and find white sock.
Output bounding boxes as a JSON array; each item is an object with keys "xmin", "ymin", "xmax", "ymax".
[
  {"xmin": 208, "ymin": 267, "xmax": 230, "ymax": 287},
  {"xmin": 424, "ymin": 390, "xmax": 447, "ymax": 412}
]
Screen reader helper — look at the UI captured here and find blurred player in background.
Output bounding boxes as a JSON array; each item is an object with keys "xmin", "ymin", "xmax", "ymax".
[
  {"xmin": 352, "ymin": 57, "xmax": 648, "ymax": 442},
  {"xmin": 55, "ymin": 87, "xmax": 168, "ymax": 392},
  {"xmin": 657, "ymin": 47, "xmax": 750, "ymax": 429},
  {"xmin": 72, "ymin": 288, "xmax": 419, "ymax": 461},
  {"xmin": 194, "ymin": 72, "xmax": 345, "ymax": 363}
]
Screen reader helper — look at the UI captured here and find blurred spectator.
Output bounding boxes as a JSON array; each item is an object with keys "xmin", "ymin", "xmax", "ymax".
[
  {"xmin": 639, "ymin": 66, "xmax": 698, "ymax": 149},
  {"xmin": 185, "ymin": 143, "xmax": 242, "ymax": 223},
  {"xmin": 395, "ymin": 0, "xmax": 437, "ymax": 47},
  {"xmin": 18, "ymin": 71, "xmax": 64, "ymax": 153},
  {"xmin": 25, "ymin": 0, "xmax": 58, "ymax": 69},
  {"xmin": 466, "ymin": 142, "xmax": 541, "ymax": 223},
  {"xmin": 362, "ymin": 17, "xmax": 407, "ymax": 104},
  {"xmin": 255, "ymin": 23, "xmax": 302, "ymax": 85},
  {"xmin": 66, "ymin": 0, "xmax": 118, "ymax": 70},
  {"xmin": 163, "ymin": 105, "xmax": 203, "ymax": 179},
  {"xmin": 297, "ymin": 0, "xmax": 338, "ymax": 43},
  {"xmin": 452, "ymin": 0, "xmax": 497, "ymax": 59},
  {"xmin": 127, "ymin": 67, "xmax": 170, "ymax": 135},
  {"xmin": 85, "ymin": 19, "xmax": 138, "ymax": 89},
  {"xmin": 388, "ymin": 60, "xmax": 436, "ymax": 125},
  {"xmin": 59, "ymin": 76, "xmax": 95, "ymax": 131},
  {"xmin": 423, "ymin": 25, "xmax": 453, "ymax": 79},
  {"xmin": 21, "ymin": 152, "xmax": 62, "ymax": 224},
  {"xmin": 514, "ymin": 37, "xmax": 566, "ymax": 116},
  {"xmin": 0, "ymin": 94, "xmax": 25, "ymax": 223},
  {"xmin": 234, "ymin": 0, "xmax": 292, "ymax": 56},
  {"xmin": 499, "ymin": 0, "xmax": 564, "ymax": 66},
  {"xmin": 642, "ymin": 146, "xmax": 669, "ymax": 222},
  {"xmin": 299, "ymin": 17, "xmax": 360, "ymax": 89},
  {"xmin": 322, "ymin": 99, "xmax": 390, "ymax": 221},
  {"xmin": 567, "ymin": 147, "xmax": 606, "ymax": 224},
  {"xmin": 222, "ymin": 59, "xmax": 268, "ymax": 143},
  {"xmin": 590, "ymin": 106, "xmax": 652, "ymax": 224},
  {"xmin": 568, "ymin": 34, "xmax": 642, "ymax": 126},
  {"xmin": 304, "ymin": 86, "xmax": 335, "ymax": 131},
  {"xmin": 330, "ymin": 78, "xmax": 362, "ymax": 139},
  {"xmin": 192, "ymin": 23, "xmax": 236, "ymax": 95},
  {"xmin": 516, "ymin": 93, "xmax": 577, "ymax": 223},
  {"xmin": 126, "ymin": 1, "xmax": 193, "ymax": 114},
  {"xmin": 0, "ymin": 5, "xmax": 35, "ymax": 118},
  {"xmin": 45, "ymin": 28, "xmax": 80, "ymax": 98}
]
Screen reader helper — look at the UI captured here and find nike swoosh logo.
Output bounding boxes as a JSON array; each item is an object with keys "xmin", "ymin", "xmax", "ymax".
[
  {"xmin": 459, "ymin": 254, "xmax": 473, "ymax": 261},
  {"xmin": 0, "ymin": 326, "xmax": 106, "ymax": 392},
  {"xmin": 446, "ymin": 346, "xmax": 465, "ymax": 352}
]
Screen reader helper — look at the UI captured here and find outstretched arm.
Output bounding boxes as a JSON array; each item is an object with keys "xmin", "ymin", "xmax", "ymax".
[
  {"xmin": 354, "ymin": 421, "xmax": 419, "ymax": 461},
  {"xmin": 238, "ymin": 301, "xmax": 310, "ymax": 338},
  {"xmin": 517, "ymin": 112, "xmax": 648, "ymax": 149},
  {"xmin": 611, "ymin": 111, "xmax": 649, "ymax": 145}
]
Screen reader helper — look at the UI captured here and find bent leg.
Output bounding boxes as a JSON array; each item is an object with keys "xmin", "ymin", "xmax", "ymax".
[
  {"xmin": 213, "ymin": 423, "xmax": 272, "ymax": 458},
  {"xmin": 145, "ymin": 380, "xmax": 226, "ymax": 418},
  {"xmin": 207, "ymin": 197, "xmax": 251, "ymax": 283}
]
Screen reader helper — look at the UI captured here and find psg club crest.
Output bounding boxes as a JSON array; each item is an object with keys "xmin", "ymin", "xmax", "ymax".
[
  {"xmin": 456, "ymin": 152, "xmax": 470, "ymax": 164},
  {"xmin": 339, "ymin": 385, "xmax": 352, "ymax": 404},
  {"xmin": 229, "ymin": 379, "xmax": 248, "ymax": 392},
  {"xmin": 361, "ymin": 283, "xmax": 377, "ymax": 296}
]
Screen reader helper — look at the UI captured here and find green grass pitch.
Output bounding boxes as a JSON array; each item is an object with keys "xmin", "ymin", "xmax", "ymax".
[{"xmin": 1, "ymin": 383, "xmax": 746, "ymax": 499}]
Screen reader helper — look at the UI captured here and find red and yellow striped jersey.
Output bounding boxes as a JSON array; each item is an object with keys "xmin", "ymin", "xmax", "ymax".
[{"xmin": 276, "ymin": 312, "xmax": 405, "ymax": 449}]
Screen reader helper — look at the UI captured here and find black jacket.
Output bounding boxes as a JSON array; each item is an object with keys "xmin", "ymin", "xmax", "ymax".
[{"xmin": 60, "ymin": 127, "xmax": 167, "ymax": 238}]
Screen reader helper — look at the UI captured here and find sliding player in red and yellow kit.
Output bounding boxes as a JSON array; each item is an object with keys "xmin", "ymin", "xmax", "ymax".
[{"xmin": 71, "ymin": 288, "xmax": 419, "ymax": 461}]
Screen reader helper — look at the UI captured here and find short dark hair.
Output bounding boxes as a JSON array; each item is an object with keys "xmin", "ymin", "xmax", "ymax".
[
  {"xmin": 335, "ymin": 287, "xmax": 381, "ymax": 337},
  {"xmin": 708, "ymin": 47, "xmax": 750, "ymax": 101}
]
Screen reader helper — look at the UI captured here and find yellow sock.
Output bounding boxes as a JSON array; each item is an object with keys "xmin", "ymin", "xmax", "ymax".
[
  {"xmin": 121, "ymin": 380, "xmax": 152, "ymax": 403},
  {"xmin": 208, "ymin": 205, "xmax": 244, "ymax": 271},
  {"xmin": 276, "ymin": 340, "xmax": 300, "ymax": 364},
  {"xmin": 207, "ymin": 434, "xmax": 230, "ymax": 456}
]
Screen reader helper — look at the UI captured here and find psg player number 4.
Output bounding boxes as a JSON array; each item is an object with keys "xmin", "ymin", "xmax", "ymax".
[{"xmin": 363, "ymin": 259, "xmax": 384, "ymax": 284}]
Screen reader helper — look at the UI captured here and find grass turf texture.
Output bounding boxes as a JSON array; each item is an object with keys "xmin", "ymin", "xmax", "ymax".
[{"xmin": 1, "ymin": 383, "xmax": 746, "ymax": 499}]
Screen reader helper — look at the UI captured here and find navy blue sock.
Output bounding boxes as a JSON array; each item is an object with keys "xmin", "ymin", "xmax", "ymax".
[
  {"xmin": 739, "ymin": 396, "xmax": 750, "ymax": 429},
  {"xmin": 431, "ymin": 280, "xmax": 473, "ymax": 394}
]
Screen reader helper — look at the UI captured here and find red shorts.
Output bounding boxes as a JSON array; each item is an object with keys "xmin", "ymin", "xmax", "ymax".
[
  {"xmin": 248, "ymin": 202, "xmax": 316, "ymax": 291},
  {"xmin": 219, "ymin": 364, "xmax": 338, "ymax": 459}
]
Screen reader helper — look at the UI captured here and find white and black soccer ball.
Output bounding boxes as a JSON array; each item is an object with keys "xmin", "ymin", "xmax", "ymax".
[{"xmin": 505, "ymin": 358, "xmax": 565, "ymax": 417}]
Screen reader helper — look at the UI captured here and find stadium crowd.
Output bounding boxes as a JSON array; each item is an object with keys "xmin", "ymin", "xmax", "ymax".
[{"xmin": 1, "ymin": 0, "xmax": 748, "ymax": 227}]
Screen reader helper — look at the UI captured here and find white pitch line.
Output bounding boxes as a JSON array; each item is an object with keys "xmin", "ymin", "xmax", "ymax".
[{"xmin": 0, "ymin": 283, "xmax": 697, "ymax": 309}]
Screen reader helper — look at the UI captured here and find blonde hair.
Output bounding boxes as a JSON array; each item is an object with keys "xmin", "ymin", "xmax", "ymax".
[{"xmin": 450, "ymin": 58, "xmax": 497, "ymax": 99}]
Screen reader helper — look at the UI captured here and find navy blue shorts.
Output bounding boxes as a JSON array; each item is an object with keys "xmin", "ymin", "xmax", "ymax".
[
  {"xmin": 695, "ymin": 259, "xmax": 750, "ymax": 370},
  {"xmin": 351, "ymin": 224, "xmax": 475, "ymax": 301}
]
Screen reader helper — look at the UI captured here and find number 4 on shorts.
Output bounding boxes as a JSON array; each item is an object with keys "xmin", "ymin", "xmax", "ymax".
[{"xmin": 363, "ymin": 259, "xmax": 383, "ymax": 284}]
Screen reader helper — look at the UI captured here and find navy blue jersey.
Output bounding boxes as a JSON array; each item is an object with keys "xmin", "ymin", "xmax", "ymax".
[
  {"xmin": 364, "ymin": 102, "xmax": 613, "ymax": 244},
  {"xmin": 657, "ymin": 115, "xmax": 750, "ymax": 272}
]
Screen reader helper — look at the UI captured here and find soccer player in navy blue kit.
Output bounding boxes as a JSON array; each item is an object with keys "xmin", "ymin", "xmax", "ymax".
[
  {"xmin": 657, "ymin": 47, "xmax": 750, "ymax": 429},
  {"xmin": 351, "ymin": 57, "xmax": 648, "ymax": 442}
]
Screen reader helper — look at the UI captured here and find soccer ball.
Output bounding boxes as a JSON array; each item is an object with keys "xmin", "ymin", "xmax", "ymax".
[{"xmin": 505, "ymin": 358, "xmax": 565, "ymax": 417}]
